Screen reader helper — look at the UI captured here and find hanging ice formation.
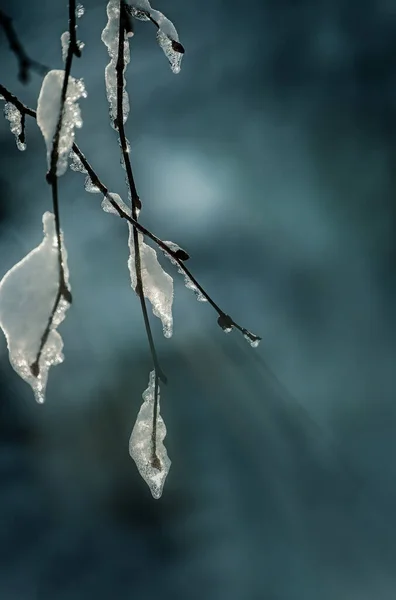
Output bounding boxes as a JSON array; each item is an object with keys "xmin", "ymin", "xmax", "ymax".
[{"xmin": 0, "ymin": 212, "xmax": 71, "ymax": 404}]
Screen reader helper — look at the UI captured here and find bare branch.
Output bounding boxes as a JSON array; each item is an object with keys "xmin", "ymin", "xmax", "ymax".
[{"xmin": 0, "ymin": 9, "xmax": 49, "ymax": 83}]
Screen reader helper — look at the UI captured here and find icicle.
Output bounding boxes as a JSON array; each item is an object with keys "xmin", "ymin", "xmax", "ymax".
[
  {"xmin": 129, "ymin": 370, "xmax": 171, "ymax": 499},
  {"xmin": 162, "ymin": 241, "xmax": 207, "ymax": 303},
  {"xmin": 36, "ymin": 69, "xmax": 87, "ymax": 177},
  {"xmin": 3, "ymin": 103, "xmax": 26, "ymax": 151},
  {"xmin": 129, "ymin": 1, "xmax": 184, "ymax": 73},
  {"xmin": 0, "ymin": 212, "xmax": 71, "ymax": 404},
  {"xmin": 128, "ymin": 229, "xmax": 174, "ymax": 338},
  {"xmin": 101, "ymin": 0, "xmax": 130, "ymax": 128}
]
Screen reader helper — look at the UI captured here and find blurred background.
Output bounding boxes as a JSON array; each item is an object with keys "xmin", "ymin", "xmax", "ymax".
[{"xmin": 1, "ymin": 0, "xmax": 396, "ymax": 598}]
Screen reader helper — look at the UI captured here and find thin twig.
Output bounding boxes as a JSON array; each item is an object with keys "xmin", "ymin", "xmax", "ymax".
[
  {"xmin": 116, "ymin": 0, "xmax": 164, "ymax": 467},
  {"xmin": 32, "ymin": 0, "xmax": 81, "ymax": 375},
  {"xmin": 0, "ymin": 9, "xmax": 49, "ymax": 83}
]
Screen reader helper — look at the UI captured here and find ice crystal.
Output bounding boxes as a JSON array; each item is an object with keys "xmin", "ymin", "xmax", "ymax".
[
  {"xmin": 0, "ymin": 212, "xmax": 71, "ymax": 404},
  {"xmin": 3, "ymin": 102, "xmax": 26, "ymax": 151},
  {"xmin": 69, "ymin": 149, "xmax": 87, "ymax": 173},
  {"xmin": 76, "ymin": 3, "xmax": 84, "ymax": 18},
  {"xmin": 129, "ymin": 370, "xmax": 171, "ymax": 499}
]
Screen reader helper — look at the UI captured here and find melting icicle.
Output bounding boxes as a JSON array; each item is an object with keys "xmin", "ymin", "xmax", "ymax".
[
  {"xmin": 128, "ymin": 229, "xmax": 173, "ymax": 337},
  {"xmin": 0, "ymin": 212, "xmax": 71, "ymax": 404},
  {"xmin": 129, "ymin": 1, "xmax": 184, "ymax": 73},
  {"xmin": 101, "ymin": 0, "xmax": 130, "ymax": 128},
  {"xmin": 129, "ymin": 370, "xmax": 171, "ymax": 499},
  {"xmin": 37, "ymin": 69, "xmax": 87, "ymax": 177},
  {"xmin": 3, "ymin": 103, "xmax": 26, "ymax": 151},
  {"xmin": 162, "ymin": 241, "xmax": 207, "ymax": 303}
]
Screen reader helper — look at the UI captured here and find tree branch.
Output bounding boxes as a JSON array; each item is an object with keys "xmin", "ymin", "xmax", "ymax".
[
  {"xmin": 31, "ymin": 0, "xmax": 81, "ymax": 376},
  {"xmin": 116, "ymin": 0, "xmax": 166, "ymax": 467},
  {"xmin": 0, "ymin": 9, "xmax": 49, "ymax": 83},
  {"xmin": 0, "ymin": 82, "xmax": 261, "ymax": 349}
]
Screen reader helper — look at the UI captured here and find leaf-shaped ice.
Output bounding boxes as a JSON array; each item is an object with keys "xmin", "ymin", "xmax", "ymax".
[
  {"xmin": 129, "ymin": 370, "xmax": 171, "ymax": 499},
  {"xmin": 128, "ymin": 228, "xmax": 173, "ymax": 338},
  {"xmin": 0, "ymin": 212, "xmax": 71, "ymax": 403},
  {"xmin": 36, "ymin": 69, "xmax": 86, "ymax": 176}
]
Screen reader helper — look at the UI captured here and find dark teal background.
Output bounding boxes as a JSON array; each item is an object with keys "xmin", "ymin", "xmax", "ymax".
[{"xmin": 0, "ymin": 1, "xmax": 396, "ymax": 598}]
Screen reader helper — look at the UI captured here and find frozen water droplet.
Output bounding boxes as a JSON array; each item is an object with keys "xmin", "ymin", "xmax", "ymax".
[{"xmin": 76, "ymin": 3, "xmax": 85, "ymax": 18}]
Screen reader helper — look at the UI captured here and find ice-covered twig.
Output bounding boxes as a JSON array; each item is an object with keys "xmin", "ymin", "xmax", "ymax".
[
  {"xmin": 0, "ymin": 86, "xmax": 261, "ymax": 348},
  {"xmin": 75, "ymin": 146, "xmax": 259, "ymax": 346},
  {"xmin": 61, "ymin": 3, "xmax": 85, "ymax": 63},
  {"xmin": 101, "ymin": 0, "xmax": 132, "ymax": 128},
  {"xmin": 47, "ymin": 0, "xmax": 82, "ymax": 183},
  {"xmin": 129, "ymin": 370, "xmax": 171, "ymax": 499},
  {"xmin": 126, "ymin": 1, "xmax": 185, "ymax": 73},
  {"xmin": 102, "ymin": 0, "xmax": 167, "ymax": 389},
  {"xmin": 0, "ymin": 9, "xmax": 49, "ymax": 83},
  {"xmin": 33, "ymin": 0, "xmax": 82, "ymax": 373}
]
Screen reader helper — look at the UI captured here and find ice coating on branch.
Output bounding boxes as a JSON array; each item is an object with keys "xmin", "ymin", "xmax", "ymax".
[
  {"xmin": 61, "ymin": 31, "xmax": 84, "ymax": 62},
  {"xmin": 84, "ymin": 176, "xmax": 100, "ymax": 193},
  {"xmin": 3, "ymin": 103, "xmax": 26, "ymax": 151},
  {"xmin": 101, "ymin": 192, "xmax": 130, "ymax": 216},
  {"xmin": 0, "ymin": 212, "xmax": 71, "ymax": 404},
  {"xmin": 130, "ymin": 1, "xmax": 184, "ymax": 73},
  {"xmin": 162, "ymin": 241, "xmax": 207, "ymax": 302},
  {"xmin": 60, "ymin": 32, "xmax": 70, "ymax": 63},
  {"xmin": 128, "ymin": 229, "xmax": 173, "ymax": 337},
  {"xmin": 129, "ymin": 370, "xmax": 171, "ymax": 499},
  {"xmin": 101, "ymin": 0, "xmax": 130, "ymax": 128},
  {"xmin": 243, "ymin": 333, "xmax": 261, "ymax": 348},
  {"xmin": 69, "ymin": 149, "xmax": 87, "ymax": 173},
  {"xmin": 36, "ymin": 69, "xmax": 86, "ymax": 176}
]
